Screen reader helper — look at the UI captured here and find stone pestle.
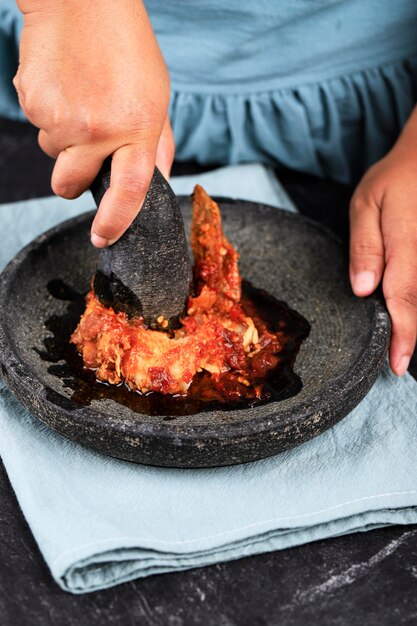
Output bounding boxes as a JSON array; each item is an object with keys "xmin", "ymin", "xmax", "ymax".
[{"xmin": 90, "ymin": 158, "xmax": 192, "ymax": 328}]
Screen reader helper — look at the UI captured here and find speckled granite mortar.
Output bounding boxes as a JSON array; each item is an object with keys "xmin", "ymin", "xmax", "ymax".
[{"xmin": 0, "ymin": 198, "xmax": 390, "ymax": 467}]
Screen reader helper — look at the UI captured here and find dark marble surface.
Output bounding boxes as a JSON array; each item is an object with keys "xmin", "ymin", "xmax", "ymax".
[{"xmin": 0, "ymin": 117, "xmax": 416, "ymax": 625}]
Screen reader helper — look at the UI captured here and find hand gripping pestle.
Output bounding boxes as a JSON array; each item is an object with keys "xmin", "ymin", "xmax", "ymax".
[{"xmin": 90, "ymin": 158, "xmax": 192, "ymax": 328}]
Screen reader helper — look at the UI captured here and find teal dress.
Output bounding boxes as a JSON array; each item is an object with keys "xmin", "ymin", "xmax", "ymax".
[{"xmin": 1, "ymin": 0, "xmax": 417, "ymax": 183}]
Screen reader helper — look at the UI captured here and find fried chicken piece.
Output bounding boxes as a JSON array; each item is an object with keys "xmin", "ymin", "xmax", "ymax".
[
  {"xmin": 71, "ymin": 185, "xmax": 262, "ymax": 396},
  {"xmin": 71, "ymin": 291, "xmax": 253, "ymax": 394},
  {"xmin": 191, "ymin": 184, "xmax": 241, "ymax": 311}
]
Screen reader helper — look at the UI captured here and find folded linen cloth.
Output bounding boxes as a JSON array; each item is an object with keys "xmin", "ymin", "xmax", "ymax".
[{"xmin": 0, "ymin": 164, "xmax": 416, "ymax": 594}]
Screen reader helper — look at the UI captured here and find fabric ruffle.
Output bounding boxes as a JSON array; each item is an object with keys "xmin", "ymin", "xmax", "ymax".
[
  {"xmin": 2, "ymin": 0, "xmax": 417, "ymax": 184},
  {"xmin": 170, "ymin": 57, "xmax": 417, "ymax": 184}
]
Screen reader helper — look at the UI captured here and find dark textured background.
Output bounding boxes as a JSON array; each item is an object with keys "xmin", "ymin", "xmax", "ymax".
[{"xmin": 0, "ymin": 117, "xmax": 416, "ymax": 626}]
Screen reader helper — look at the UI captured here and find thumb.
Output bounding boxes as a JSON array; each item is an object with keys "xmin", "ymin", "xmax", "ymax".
[
  {"xmin": 90, "ymin": 144, "xmax": 155, "ymax": 248},
  {"xmin": 349, "ymin": 193, "xmax": 385, "ymax": 296}
]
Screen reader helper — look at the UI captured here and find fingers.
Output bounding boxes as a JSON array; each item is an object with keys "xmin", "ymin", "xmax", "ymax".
[
  {"xmin": 39, "ymin": 121, "xmax": 170, "ymax": 245},
  {"xmin": 90, "ymin": 144, "xmax": 155, "ymax": 247},
  {"xmin": 51, "ymin": 146, "xmax": 106, "ymax": 199},
  {"xmin": 155, "ymin": 117, "xmax": 175, "ymax": 180},
  {"xmin": 349, "ymin": 195, "xmax": 385, "ymax": 296},
  {"xmin": 385, "ymin": 281, "xmax": 417, "ymax": 377},
  {"xmin": 38, "ymin": 129, "xmax": 62, "ymax": 159},
  {"xmin": 382, "ymin": 218, "xmax": 417, "ymax": 376},
  {"xmin": 40, "ymin": 128, "xmax": 106, "ymax": 198},
  {"xmin": 349, "ymin": 177, "xmax": 417, "ymax": 376}
]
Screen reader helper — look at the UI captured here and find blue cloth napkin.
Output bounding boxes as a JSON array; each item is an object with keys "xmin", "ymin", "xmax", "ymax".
[{"xmin": 0, "ymin": 165, "xmax": 416, "ymax": 594}]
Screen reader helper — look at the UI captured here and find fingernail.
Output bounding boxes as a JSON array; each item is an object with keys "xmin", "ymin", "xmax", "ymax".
[
  {"xmin": 395, "ymin": 355, "xmax": 410, "ymax": 377},
  {"xmin": 91, "ymin": 233, "xmax": 108, "ymax": 248},
  {"xmin": 352, "ymin": 271, "xmax": 375, "ymax": 296}
]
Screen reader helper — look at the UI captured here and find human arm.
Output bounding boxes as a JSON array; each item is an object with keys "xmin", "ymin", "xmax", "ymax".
[{"xmin": 13, "ymin": 0, "xmax": 174, "ymax": 247}]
